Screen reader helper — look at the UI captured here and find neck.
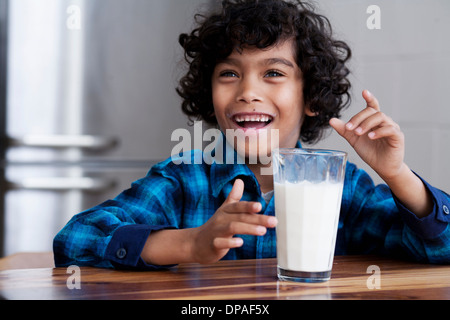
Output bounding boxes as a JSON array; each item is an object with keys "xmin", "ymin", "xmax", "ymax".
[{"xmin": 247, "ymin": 163, "xmax": 274, "ymax": 194}]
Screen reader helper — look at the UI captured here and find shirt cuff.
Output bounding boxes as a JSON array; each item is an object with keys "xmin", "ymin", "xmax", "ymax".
[
  {"xmin": 393, "ymin": 172, "xmax": 450, "ymax": 240},
  {"xmin": 104, "ymin": 224, "xmax": 177, "ymax": 270}
]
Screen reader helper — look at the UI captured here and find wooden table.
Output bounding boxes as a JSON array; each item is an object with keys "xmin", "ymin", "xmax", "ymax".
[{"xmin": 0, "ymin": 255, "xmax": 449, "ymax": 301}]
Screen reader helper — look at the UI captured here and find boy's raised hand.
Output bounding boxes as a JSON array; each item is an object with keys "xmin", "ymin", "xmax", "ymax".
[
  {"xmin": 329, "ymin": 90, "xmax": 406, "ymax": 182},
  {"xmin": 191, "ymin": 179, "xmax": 277, "ymax": 264}
]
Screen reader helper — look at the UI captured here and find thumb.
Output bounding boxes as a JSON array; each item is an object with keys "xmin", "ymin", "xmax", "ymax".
[{"xmin": 224, "ymin": 179, "xmax": 244, "ymax": 204}]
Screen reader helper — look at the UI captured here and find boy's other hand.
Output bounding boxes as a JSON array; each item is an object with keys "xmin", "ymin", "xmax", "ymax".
[
  {"xmin": 329, "ymin": 90, "xmax": 406, "ymax": 182},
  {"xmin": 329, "ymin": 90, "xmax": 433, "ymax": 218},
  {"xmin": 190, "ymin": 179, "xmax": 277, "ymax": 264}
]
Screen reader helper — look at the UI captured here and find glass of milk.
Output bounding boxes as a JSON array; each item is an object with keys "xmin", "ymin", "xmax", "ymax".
[{"xmin": 272, "ymin": 148, "xmax": 347, "ymax": 282}]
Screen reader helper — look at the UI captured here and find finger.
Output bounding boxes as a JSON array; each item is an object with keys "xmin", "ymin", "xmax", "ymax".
[
  {"xmin": 224, "ymin": 201, "xmax": 262, "ymax": 214},
  {"xmin": 330, "ymin": 117, "xmax": 359, "ymax": 146},
  {"xmin": 225, "ymin": 221, "xmax": 267, "ymax": 237},
  {"xmin": 226, "ymin": 211, "xmax": 278, "ymax": 228},
  {"xmin": 363, "ymin": 90, "xmax": 380, "ymax": 111},
  {"xmin": 368, "ymin": 125, "xmax": 404, "ymax": 145},
  {"xmin": 329, "ymin": 118, "xmax": 346, "ymax": 137},
  {"xmin": 353, "ymin": 111, "xmax": 391, "ymax": 136},
  {"xmin": 224, "ymin": 179, "xmax": 244, "ymax": 204},
  {"xmin": 213, "ymin": 237, "xmax": 243, "ymax": 250},
  {"xmin": 345, "ymin": 107, "xmax": 378, "ymax": 133}
]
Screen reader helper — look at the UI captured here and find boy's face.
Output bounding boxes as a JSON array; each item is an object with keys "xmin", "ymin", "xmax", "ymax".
[{"xmin": 212, "ymin": 39, "xmax": 313, "ymax": 162}]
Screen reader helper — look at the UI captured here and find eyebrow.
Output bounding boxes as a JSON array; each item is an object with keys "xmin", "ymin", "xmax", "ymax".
[
  {"xmin": 263, "ymin": 58, "xmax": 295, "ymax": 68},
  {"xmin": 219, "ymin": 57, "xmax": 296, "ymax": 69}
]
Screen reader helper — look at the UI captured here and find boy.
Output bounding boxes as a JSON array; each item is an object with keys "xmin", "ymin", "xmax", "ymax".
[{"xmin": 54, "ymin": 0, "xmax": 450, "ymax": 269}]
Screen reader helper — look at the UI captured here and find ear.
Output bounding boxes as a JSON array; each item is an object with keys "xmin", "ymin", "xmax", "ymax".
[{"xmin": 304, "ymin": 104, "xmax": 317, "ymax": 117}]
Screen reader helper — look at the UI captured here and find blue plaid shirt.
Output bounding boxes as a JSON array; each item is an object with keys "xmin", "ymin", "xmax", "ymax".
[{"xmin": 53, "ymin": 147, "xmax": 450, "ymax": 269}]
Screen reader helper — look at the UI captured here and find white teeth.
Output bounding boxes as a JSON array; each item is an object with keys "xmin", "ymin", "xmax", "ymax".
[{"xmin": 234, "ymin": 115, "xmax": 272, "ymax": 122}]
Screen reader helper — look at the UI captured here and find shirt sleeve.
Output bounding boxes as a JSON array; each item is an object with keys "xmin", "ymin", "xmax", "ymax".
[
  {"xmin": 338, "ymin": 163, "xmax": 450, "ymax": 264},
  {"xmin": 53, "ymin": 162, "xmax": 183, "ymax": 270},
  {"xmin": 103, "ymin": 224, "xmax": 176, "ymax": 270}
]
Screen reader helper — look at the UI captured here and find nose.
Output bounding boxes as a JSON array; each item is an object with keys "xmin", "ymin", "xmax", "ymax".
[{"xmin": 236, "ymin": 77, "xmax": 263, "ymax": 104}]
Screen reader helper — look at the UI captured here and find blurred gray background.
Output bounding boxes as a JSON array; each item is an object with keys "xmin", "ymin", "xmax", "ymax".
[{"xmin": 310, "ymin": 0, "xmax": 450, "ymax": 191}]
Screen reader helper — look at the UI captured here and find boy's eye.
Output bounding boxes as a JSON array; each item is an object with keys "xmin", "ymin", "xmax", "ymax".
[
  {"xmin": 219, "ymin": 71, "xmax": 238, "ymax": 78},
  {"xmin": 265, "ymin": 70, "xmax": 284, "ymax": 78}
]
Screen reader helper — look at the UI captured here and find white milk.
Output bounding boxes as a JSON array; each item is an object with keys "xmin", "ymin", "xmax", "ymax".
[{"xmin": 274, "ymin": 181, "xmax": 343, "ymax": 272}]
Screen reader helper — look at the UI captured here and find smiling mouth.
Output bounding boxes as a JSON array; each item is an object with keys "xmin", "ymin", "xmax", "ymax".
[{"xmin": 232, "ymin": 113, "xmax": 274, "ymax": 130}]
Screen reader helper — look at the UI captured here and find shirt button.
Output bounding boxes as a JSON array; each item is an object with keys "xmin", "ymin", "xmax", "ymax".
[
  {"xmin": 443, "ymin": 205, "xmax": 449, "ymax": 215},
  {"xmin": 116, "ymin": 248, "xmax": 127, "ymax": 259}
]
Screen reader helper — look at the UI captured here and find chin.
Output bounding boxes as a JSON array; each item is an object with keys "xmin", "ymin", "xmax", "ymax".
[{"xmin": 229, "ymin": 131, "xmax": 276, "ymax": 166}]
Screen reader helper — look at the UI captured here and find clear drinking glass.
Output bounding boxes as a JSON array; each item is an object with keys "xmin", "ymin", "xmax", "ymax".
[{"xmin": 272, "ymin": 148, "xmax": 347, "ymax": 282}]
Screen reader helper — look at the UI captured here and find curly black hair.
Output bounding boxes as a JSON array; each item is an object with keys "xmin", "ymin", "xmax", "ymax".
[{"xmin": 177, "ymin": 0, "xmax": 351, "ymax": 144}]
